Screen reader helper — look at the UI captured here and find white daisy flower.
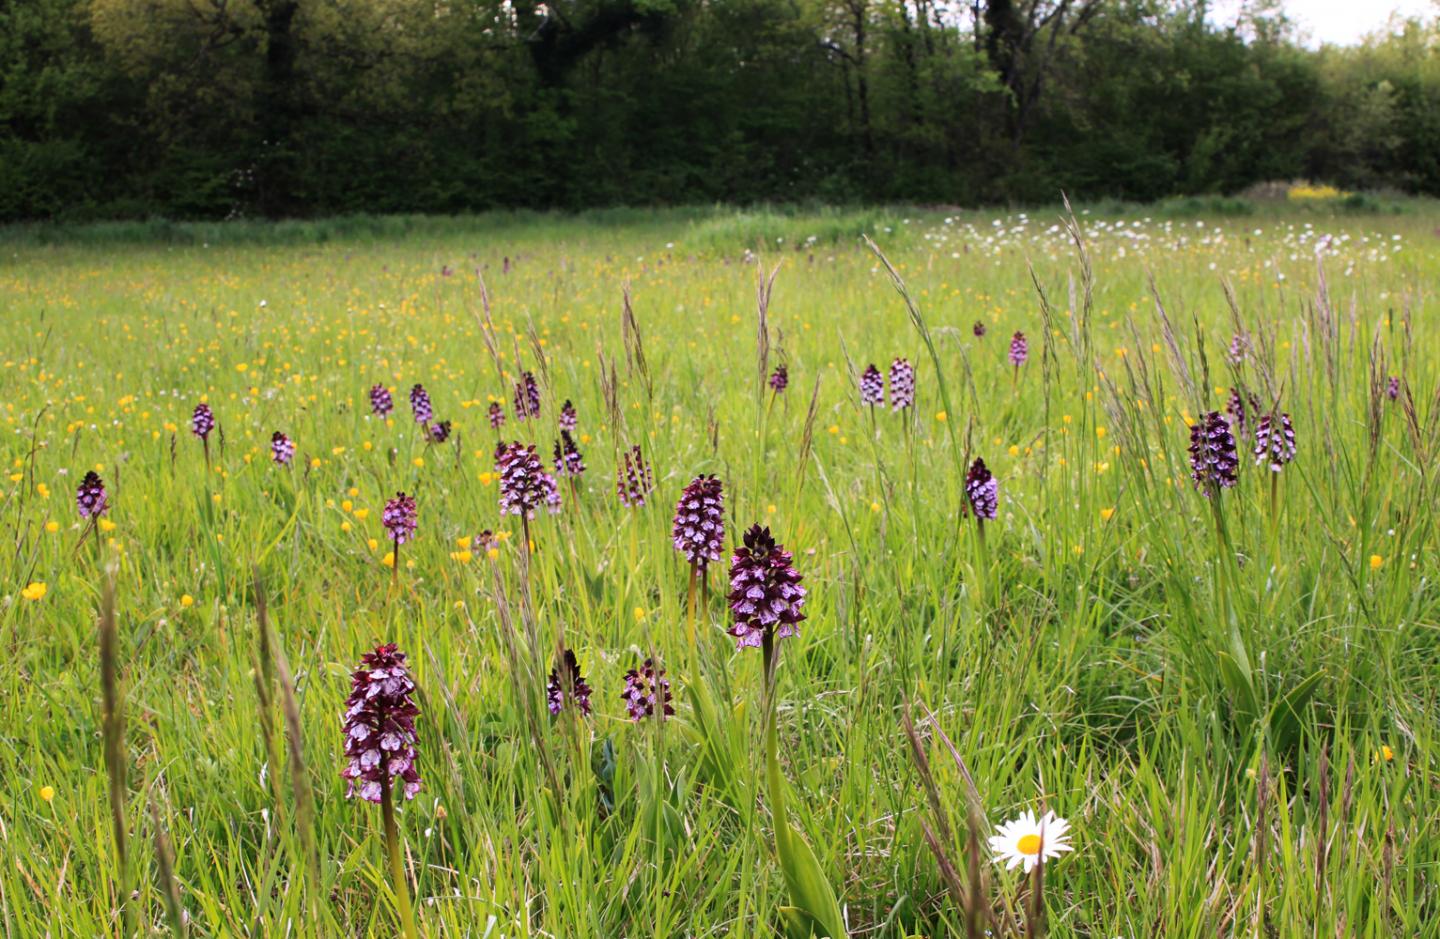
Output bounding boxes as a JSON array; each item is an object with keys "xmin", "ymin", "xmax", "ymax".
[{"xmin": 988, "ymin": 809, "xmax": 1073, "ymax": 873}]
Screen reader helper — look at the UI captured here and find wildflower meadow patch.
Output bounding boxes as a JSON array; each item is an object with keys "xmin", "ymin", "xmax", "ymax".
[{"xmin": 1, "ymin": 205, "xmax": 1436, "ymax": 936}]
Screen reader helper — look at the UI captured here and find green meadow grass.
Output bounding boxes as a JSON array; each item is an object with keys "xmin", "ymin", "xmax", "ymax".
[{"xmin": 1, "ymin": 204, "xmax": 1436, "ymax": 937}]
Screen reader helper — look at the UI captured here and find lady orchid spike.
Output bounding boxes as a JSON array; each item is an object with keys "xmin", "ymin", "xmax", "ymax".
[
  {"xmin": 382, "ymin": 492, "xmax": 417, "ymax": 583},
  {"xmin": 514, "ymin": 371, "xmax": 541, "ymax": 421},
  {"xmin": 620, "ymin": 657, "xmax": 674, "ymax": 722},
  {"xmin": 1254, "ymin": 412, "xmax": 1296, "ymax": 471},
  {"xmin": 1009, "ymin": 331, "xmax": 1029, "ymax": 369},
  {"xmin": 383, "ymin": 492, "xmax": 418, "ymax": 545},
  {"xmin": 270, "ymin": 431, "xmax": 295, "ymax": 466},
  {"xmin": 341, "ymin": 643, "xmax": 422, "ymax": 802},
  {"xmin": 553, "ymin": 430, "xmax": 586, "ymax": 479},
  {"xmin": 1225, "ymin": 387, "xmax": 1259, "ymax": 439},
  {"xmin": 1227, "ymin": 333, "xmax": 1248, "ymax": 365},
  {"xmin": 77, "ymin": 470, "xmax": 109, "ymax": 519},
  {"xmin": 496, "ymin": 442, "xmax": 562, "ymax": 519},
  {"xmin": 409, "ymin": 384, "xmax": 433, "ymax": 427},
  {"xmin": 488, "ymin": 401, "xmax": 505, "ymax": 430},
  {"xmin": 860, "ymin": 364, "xmax": 884, "ymax": 408},
  {"xmin": 559, "ymin": 399, "xmax": 577, "ymax": 431},
  {"xmin": 768, "ymin": 364, "xmax": 788, "ymax": 395},
  {"xmin": 370, "ymin": 383, "xmax": 394, "ymax": 417},
  {"xmin": 675, "ymin": 473, "xmax": 724, "ymax": 647},
  {"xmin": 673, "ymin": 475, "xmax": 725, "ymax": 570},
  {"xmin": 191, "ymin": 403, "xmax": 214, "ymax": 441},
  {"xmin": 964, "ymin": 457, "xmax": 998, "ymax": 521},
  {"xmin": 727, "ymin": 524, "xmax": 806, "ymax": 650},
  {"xmin": 1189, "ymin": 411, "xmax": 1239, "ymax": 494},
  {"xmin": 887, "ymin": 358, "xmax": 914, "ymax": 412},
  {"xmin": 191, "ymin": 403, "xmax": 216, "ymax": 466},
  {"xmin": 617, "ymin": 445, "xmax": 654, "ymax": 508},
  {"xmin": 341, "ymin": 642, "xmax": 421, "ymax": 939},
  {"xmin": 547, "ymin": 649, "xmax": 592, "ymax": 717}
]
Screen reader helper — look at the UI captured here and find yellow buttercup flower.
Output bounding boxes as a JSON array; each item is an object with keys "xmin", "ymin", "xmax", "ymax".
[
  {"xmin": 1370, "ymin": 555, "xmax": 1384, "ymax": 570},
  {"xmin": 21, "ymin": 582, "xmax": 47, "ymax": 602},
  {"xmin": 180, "ymin": 594, "xmax": 194, "ymax": 608}
]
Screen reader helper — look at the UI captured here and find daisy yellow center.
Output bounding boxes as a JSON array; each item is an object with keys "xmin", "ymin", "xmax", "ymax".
[{"xmin": 1016, "ymin": 833, "xmax": 1043, "ymax": 856}]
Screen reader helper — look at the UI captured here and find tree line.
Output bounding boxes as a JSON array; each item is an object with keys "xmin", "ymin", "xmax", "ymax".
[{"xmin": 3, "ymin": 0, "xmax": 1439, "ymax": 220}]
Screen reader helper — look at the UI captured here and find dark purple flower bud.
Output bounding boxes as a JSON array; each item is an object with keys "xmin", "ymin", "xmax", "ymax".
[
  {"xmin": 513, "ymin": 371, "xmax": 541, "ymax": 421},
  {"xmin": 547, "ymin": 648, "xmax": 592, "ymax": 717},
  {"xmin": 370, "ymin": 384, "xmax": 394, "ymax": 417},
  {"xmin": 341, "ymin": 642, "xmax": 421, "ymax": 804},
  {"xmin": 860, "ymin": 364, "xmax": 884, "ymax": 407},
  {"xmin": 270, "ymin": 431, "xmax": 295, "ymax": 466},
  {"xmin": 488, "ymin": 401, "xmax": 506, "ymax": 429},
  {"xmin": 1224, "ymin": 388, "xmax": 1261, "ymax": 440},
  {"xmin": 727, "ymin": 524, "xmax": 806, "ymax": 650},
  {"xmin": 616, "ymin": 445, "xmax": 654, "ymax": 508},
  {"xmin": 1009, "ymin": 332, "xmax": 1029, "ymax": 368},
  {"xmin": 427, "ymin": 420, "xmax": 451, "ymax": 444},
  {"xmin": 559, "ymin": 399, "xmax": 577, "ymax": 432},
  {"xmin": 191, "ymin": 403, "xmax": 215, "ymax": 440},
  {"xmin": 1254, "ymin": 412, "xmax": 1296, "ymax": 472},
  {"xmin": 964, "ymin": 458, "xmax": 999, "ymax": 521},
  {"xmin": 1387, "ymin": 376, "xmax": 1401, "ymax": 401},
  {"xmin": 382, "ymin": 491, "xmax": 418, "ymax": 544},
  {"xmin": 888, "ymin": 358, "xmax": 915, "ymax": 412},
  {"xmin": 621, "ymin": 657, "xmax": 674, "ymax": 722},
  {"xmin": 1188, "ymin": 411, "xmax": 1239, "ymax": 494},
  {"xmin": 77, "ymin": 470, "xmax": 108, "ymax": 519},
  {"xmin": 672, "ymin": 474, "xmax": 725, "ymax": 569},
  {"xmin": 973, "ymin": 321, "xmax": 987, "ymax": 338},
  {"xmin": 769, "ymin": 364, "xmax": 789, "ymax": 394},
  {"xmin": 409, "ymin": 384, "xmax": 433, "ymax": 425},
  {"xmin": 553, "ymin": 430, "xmax": 586, "ymax": 478},
  {"xmin": 496, "ymin": 442, "xmax": 562, "ymax": 517}
]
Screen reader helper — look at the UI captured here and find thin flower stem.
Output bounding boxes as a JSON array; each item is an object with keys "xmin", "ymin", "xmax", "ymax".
[
  {"xmin": 761, "ymin": 631, "xmax": 789, "ymax": 858},
  {"xmin": 381, "ymin": 781, "xmax": 420, "ymax": 939},
  {"xmin": 686, "ymin": 565, "xmax": 698, "ymax": 659}
]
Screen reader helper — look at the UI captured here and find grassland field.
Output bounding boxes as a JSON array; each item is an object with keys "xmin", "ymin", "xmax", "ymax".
[{"xmin": 1, "ymin": 201, "xmax": 1437, "ymax": 937}]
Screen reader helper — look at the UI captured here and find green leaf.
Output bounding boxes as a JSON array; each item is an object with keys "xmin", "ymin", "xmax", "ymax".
[
  {"xmin": 780, "ymin": 906, "xmax": 819, "ymax": 939},
  {"xmin": 1216, "ymin": 650, "xmax": 1257, "ymax": 724},
  {"xmin": 775, "ymin": 821, "xmax": 848, "ymax": 938},
  {"xmin": 1269, "ymin": 669, "xmax": 1324, "ymax": 753}
]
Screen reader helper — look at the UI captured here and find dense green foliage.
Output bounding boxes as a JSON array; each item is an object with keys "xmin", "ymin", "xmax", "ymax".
[{"xmin": 5, "ymin": 0, "xmax": 1440, "ymax": 219}]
